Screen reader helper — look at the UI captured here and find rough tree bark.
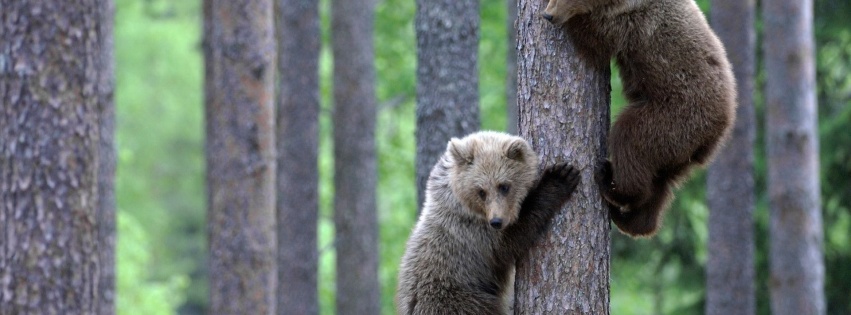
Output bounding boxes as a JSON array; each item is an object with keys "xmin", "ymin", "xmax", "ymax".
[
  {"xmin": 204, "ymin": 0, "xmax": 277, "ymax": 314},
  {"xmin": 276, "ymin": 0, "xmax": 320, "ymax": 314},
  {"xmin": 414, "ymin": 0, "xmax": 480, "ymax": 211},
  {"xmin": 506, "ymin": 0, "xmax": 519, "ymax": 134},
  {"xmin": 97, "ymin": 1, "xmax": 117, "ymax": 314},
  {"xmin": 705, "ymin": 0, "xmax": 756, "ymax": 314},
  {"xmin": 0, "ymin": 0, "xmax": 102, "ymax": 313},
  {"xmin": 513, "ymin": 0, "xmax": 611, "ymax": 313},
  {"xmin": 331, "ymin": 0, "xmax": 381, "ymax": 313},
  {"xmin": 763, "ymin": 0, "xmax": 826, "ymax": 314}
]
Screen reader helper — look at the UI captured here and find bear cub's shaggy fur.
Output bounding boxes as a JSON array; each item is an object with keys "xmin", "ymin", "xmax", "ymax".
[
  {"xmin": 396, "ymin": 131, "xmax": 581, "ymax": 315},
  {"xmin": 543, "ymin": 0, "xmax": 737, "ymax": 237}
]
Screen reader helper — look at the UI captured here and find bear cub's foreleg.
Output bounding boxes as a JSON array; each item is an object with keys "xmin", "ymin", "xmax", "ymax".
[{"xmin": 501, "ymin": 162, "xmax": 581, "ymax": 260}]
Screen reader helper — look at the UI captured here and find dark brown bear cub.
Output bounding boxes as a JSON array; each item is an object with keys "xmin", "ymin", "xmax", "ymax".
[
  {"xmin": 543, "ymin": 0, "xmax": 737, "ymax": 237},
  {"xmin": 396, "ymin": 131, "xmax": 580, "ymax": 315}
]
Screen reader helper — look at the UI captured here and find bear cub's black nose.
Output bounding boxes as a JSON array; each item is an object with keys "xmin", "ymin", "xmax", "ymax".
[
  {"xmin": 542, "ymin": 13, "xmax": 554, "ymax": 21},
  {"xmin": 489, "ymin": 218, "xmax": 503, "ymax": 229}
]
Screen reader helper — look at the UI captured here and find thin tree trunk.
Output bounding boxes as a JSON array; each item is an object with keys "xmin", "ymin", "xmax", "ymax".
[
  {"xmin": 513, "ymin": 0, "xmax": 611, "ymax": 313},
  {"xmin": 764, "ymin": 0, "xmax": 825, "ymax": 314},
  {"xmin": 97, "ymin": 0, "xmax": 117, "ymax": 314},
  {"xmin": 276, "ymin": 0, "xmax": 320, "ymax": 313},
  {"xmin": 506, "ymin": 0, "xmax": 519, "ymax": 134},
  {"xmin": 204, "ymin": 0, "xmax": 277, "ymax": 314},
  {"xmin": 331, "ymin": 0, "xmax": 381, "ymax": 313},
  {"xmin": 0, "ymin": 1, "xmax": 102, "ymax": 313},
  {"xmin": 705, "ymin": 0, "xmax": 756, "ymax": 314},
  {"xmin": 414, "ymin": 0, "xmax": 480, "ymax": 211}
]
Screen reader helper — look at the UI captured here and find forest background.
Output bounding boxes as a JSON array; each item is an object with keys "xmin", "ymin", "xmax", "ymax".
[{"xmin": 113, "ymin": 0, "xmax": 851, "ymax": 314}]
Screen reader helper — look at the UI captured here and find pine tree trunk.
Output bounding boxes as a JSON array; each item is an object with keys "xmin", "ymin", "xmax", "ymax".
[
  {"xmin": 276, "ymin": 0, "xmax": 320, "ymax": 314},
  {"xmin": 705, "ymin": 0, "xmax": 756, "ymax": 314},
  {"xmin": 506, "ymin": 0, "xmax": 519, "ymax": 134},
  {"xmin": 513, "ymin": 0, "xmax": 611, "ymax": 313},
  {"xmin": 331, "ymin": 0, "xmax": 381, "ymax": 313},
  {"xmin": 97, "ymin": 1, "xmax": 117, "ymax": 314},
  {"xmin": 763, "ymin": 0, "xmax": 825, "ymax": 314},
  {"xmin": 414, "ymin": 0, "xmax": 480, "ymax": 211},
  {"xmin": 204, "ymin": 0, "xmax": 277, "ymax": 314},
  {"xmin": 0, "ymin": 1, "xmax": 102, "ymax": 313}
]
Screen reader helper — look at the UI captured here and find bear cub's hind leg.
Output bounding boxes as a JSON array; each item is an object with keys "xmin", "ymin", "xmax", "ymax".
[{"xmin": 607, "ymin": 177, "xmax": 673, "ymax": 237}]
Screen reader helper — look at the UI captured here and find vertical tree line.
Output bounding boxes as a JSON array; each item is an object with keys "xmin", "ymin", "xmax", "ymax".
[
  {"xmin": 204, "ymin": 0, "xmax": 277, "ymax": 314},
  {"xmin": 706, "ymin": 0, "xmax": 757, "ymax": 313},
  {"xmin": 0, "ymin": 0, "xmax": 835, "ymax": 313},
  {"xmin": 512, "ymin": 0, "xmax": 611, "ymax": 313},
  {"xmin": 763, "ymin": 0, "xmax": 825, "ymax": 314},
  {"xmin": 1, "ymin": 0, "xmax": 105, "ymax": 313},
  {"xmin": 414, "ymin": 0, "xmax": 481, "ymax": 210},
  {"xmin": 331, "ymin": 0, "xmax": 382, "ymax": 313},
  {"xmin": 276, "ymin": 0, "xmax": 321, "ymax": 314},
  {"xmin": 98, "ymin": 0, "xmax": 118, "ymax": 314},
  {"xmin": 204, "ymin": 0, "xmax": 384, "ymax": 312}
]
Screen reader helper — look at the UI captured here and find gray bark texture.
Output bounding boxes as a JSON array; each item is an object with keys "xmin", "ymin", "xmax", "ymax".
[
  {"xmin": 705, "ymin": 0, "xmax": 756, "ymax": 314},
  {"xmin": 331, "ymin": 0, "xmax": 381, "ymax": 313},
  {"xmin": 513, "ymin": 0, "xmax": 611, "ymax": 313},
  {"xmin": 763, "ymin": 0, "xmax": 826, "ymax": 314},
  {"xmin": 275, "ymin": 0, "xmax": 320, "ymax": 314},
  {"xmin": 0, "ymin": 0, "xmax": 102, "ymax": 313},
  {"xmin": 506, "ymin": 0, "xmax": 519, "ymax": 134},
  {"xmin": 414, "ymin": 0, "xmax": 480, "ymax": 211},
  {"xmin": 97, "ymin": 1, "xmax": 117, "ymax": 314},
  {"xmin": 204, "ymin": 0, "xmax": 277, "ymax": 314}
]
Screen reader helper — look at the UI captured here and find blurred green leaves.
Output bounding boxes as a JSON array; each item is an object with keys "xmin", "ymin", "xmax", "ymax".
[
  {"xmin": 115, "ymin": 0, "xmax": 205, "ymax": 313},
  {"xmin": 117, "ymin": 212, "xmax": 188, "ymax": 315}
]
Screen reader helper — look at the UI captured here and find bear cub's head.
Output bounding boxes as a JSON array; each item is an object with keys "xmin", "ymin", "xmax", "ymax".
[{"xmin": 447, "ymin": 132, "xmax": 539, "ymax": 230}]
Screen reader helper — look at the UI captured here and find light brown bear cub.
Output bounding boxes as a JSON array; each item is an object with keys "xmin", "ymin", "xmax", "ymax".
[
  {"xmin": 396, "ymin": 131, "xmax": 580, "ymax": 315},
  {"xmin": 543, "ymin": 0, "xmax": 737, "ymax": 237}
]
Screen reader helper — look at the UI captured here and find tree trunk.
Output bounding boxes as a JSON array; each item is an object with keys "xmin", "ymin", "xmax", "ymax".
[
  {"xmin": 0, "ymin": 1, "xmax": 102, "ymax": 313},
  {"xmin": 506, "ymin": 0, "xmax": 519, "ymax": 134},
  {"xmin": 513, "ymin": 0, "xmax": 611, "ymax": 313},
  {"xmin": 204, "ymin": 0, "xmax": 277, "ymax": 314},
  {"xmin": 763, "ymin": 0, "xmax": 825, "ymax": 314},
  {"xmin": 276, "ymin": 0, "xmax": 320, "ymax": 313},
  {"xmin": 331, "ymin": 0, "xmax": 381, "ymax": 313},
  {"xmin": 414, "ymin": 0, "xmax": 480, "ymax": 211},
  {"xmin": 97, "ymin": 0, "xmax": 117, "ymax": 314},
  {"xmin": 705, "ymin": 0, "xmax": 756, "ymax": 314}
]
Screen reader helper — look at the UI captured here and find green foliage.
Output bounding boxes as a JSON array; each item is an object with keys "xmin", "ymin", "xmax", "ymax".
[
  {"xmin": 610, "ymin": 172, "xmax": 709, "ymax": 315},
  {"xmin": 114, "ymin": 0, "xmax": 204, "ymax": 313},
  {"xmin": 817, "ymin": 25, "xmax": 851, "ymax": 315},
  {"xmin": 317, "ymin": 1, "xmax": 336, "ymax": 310},
  {"xmin": 117, "ymin": 212, "xmax": 188, "ymax": 315},
  {"xmin": 370, "ymin": 0, "xmax": 420, "ymax": 313},
  {"xmin": 479, "ymin": 0, "xmax": 510, "ymax": 131},
  {"xmin": 374, "ymin": 100, "xmax": 418, "ymax": 314}
]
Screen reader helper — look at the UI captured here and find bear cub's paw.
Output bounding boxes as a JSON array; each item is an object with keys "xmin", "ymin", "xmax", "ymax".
[
  {"xmin": 539, "ymin": 162, "xmax": 581, "ymax": 204},
  {"xmin": 595, "ymin": 160, "xmax": 628, "ymax": 208}
]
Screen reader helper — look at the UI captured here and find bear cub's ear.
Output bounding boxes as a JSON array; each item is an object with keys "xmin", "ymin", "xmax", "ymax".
[
  {"xmin": 504, "ymin": 139, "xmax": 528, "ymax": 162},
  {"xmin": 448, "ymin": 138, "xmax": 475, "ymax": 166}
]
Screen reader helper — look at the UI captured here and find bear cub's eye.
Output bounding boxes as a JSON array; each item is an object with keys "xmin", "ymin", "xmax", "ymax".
[
  {"xmin": 477, "ymin": 189, "xmax": 487, "ymax": 200},
  {"xmin": 497, "ymin": 183, "xmax": 510, "ymax": 195}
]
